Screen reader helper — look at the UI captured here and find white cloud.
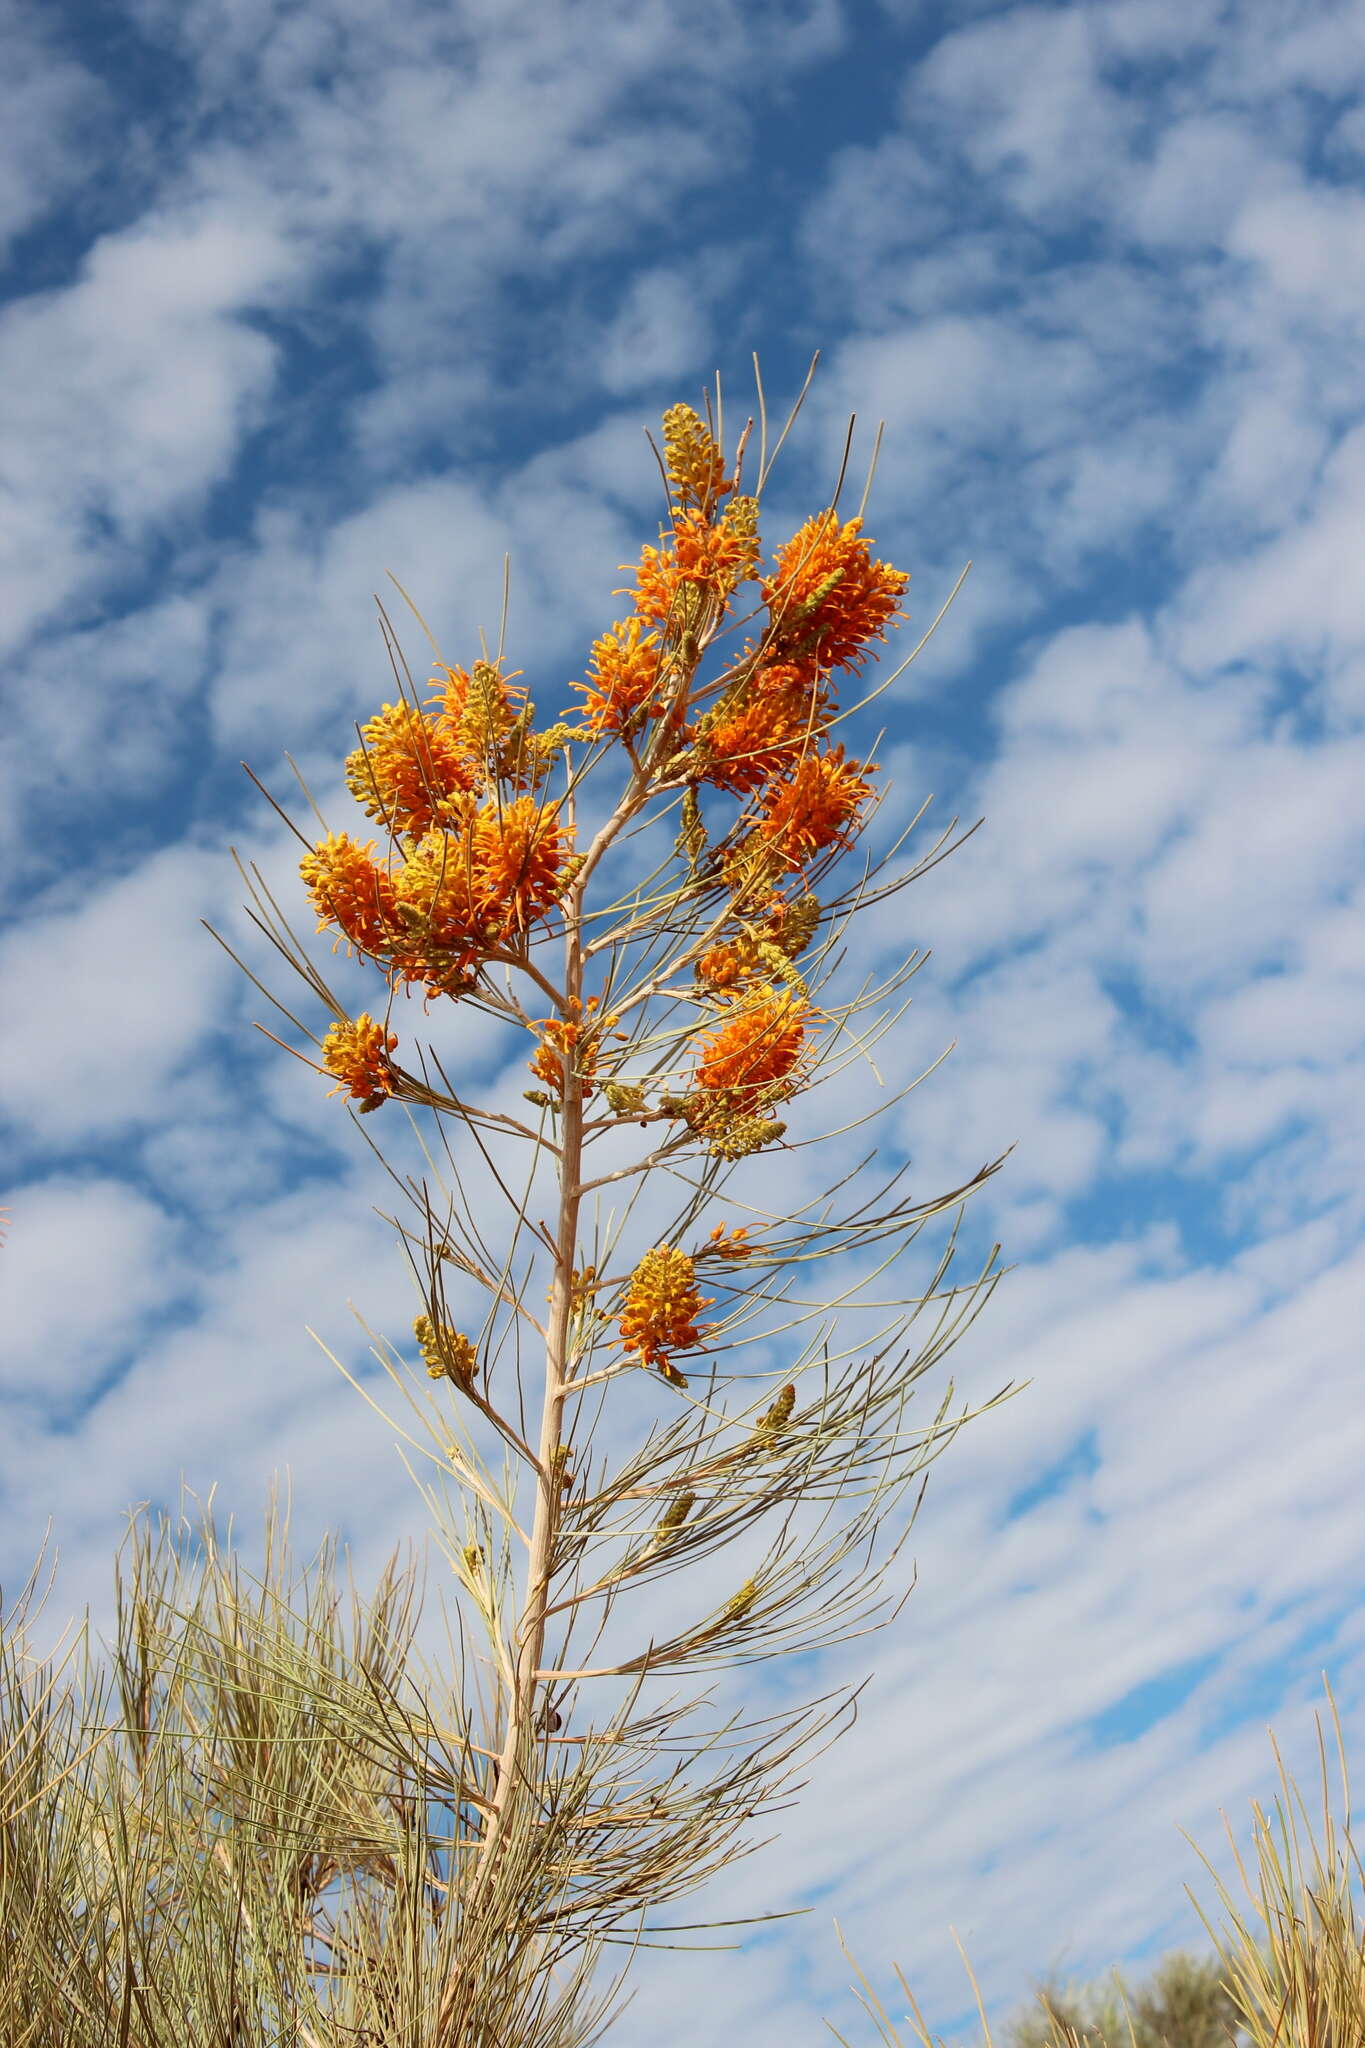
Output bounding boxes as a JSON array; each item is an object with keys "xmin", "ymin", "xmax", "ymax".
[
  {"xmin": 205, "ymin": 449, "xmax": 648, "ymax": 756},
  {"xmin": 908, "ymin": 7, "xmax": 1134, "ymax": 226},
  {"xmin": 1327, "ymin": 95, "xmax": 1365, "ymax": 166},
  {"xmin": 1124, "ymin": 114, "xmax": 1286, "ymax": 249},
  {"xmin": 1135, "ymin": 732, "xmax": 1365, "ymax": 998},
  {"xmin": 206, "ymin": 478, "xmax": 518, "ymax": 752},
  {"xmin": 0, "ymin": 5, "xmax": 107, "ymax": 256},
  {"xmin": 0, "ymin": 843, "xmax": 241, "ymax": 1146},
  {"xmin": 0, "ymin": 595, "xmax": 212, "ymax": 875},
  {"xmin": 0, "ymin": 1174, "xmax": 424, "ymax": 1629},
  {"xmin": 0, "ymin": 204, "xmax": 297, "ymax": 655},
  {"xmin": 599, "ymin": 266, "xmax": 716, "ymax": 395},
  {"xmin": 2, "ymin": 1, "xmax": 1364, "ymax": 2042},
  {"xmin": 0, "ymin": 1173, "xmax": 183, "ymax": 1405},
  {"xmin": 1174, "ymin": 420, "xmax": 1365, "ymax": 724},
  {"xmin": 1195, "ymin": 882, "xmax": 1365, "ymax": 1068},
  {"xmin": 1229, "ymin": 178, "xmax": 1365, "ymax": 322},
  {"xmin": 891, "ymin": 956, "xmax": 1119, "ymax": 1217},
  {"xmin": 89, "ymin": 0, "xmax": 839, "ymax": 485},
  {"xmin": 824, "ymin": 318, "xmax": 1103, "ymax": 468},
  {"xmin": 1195, "ymin": 375, "xmax": 1329, "ymax": 537}
]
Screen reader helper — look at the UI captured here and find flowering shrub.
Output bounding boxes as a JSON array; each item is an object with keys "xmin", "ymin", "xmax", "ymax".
[{"xmin": 230, "ymin": 374, "xmax": 1006, "ymax": 2045}]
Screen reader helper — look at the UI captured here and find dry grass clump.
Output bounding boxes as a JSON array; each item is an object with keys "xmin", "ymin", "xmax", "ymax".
[{"xmin": 0, "ymin": 1497, "xmax": 619, "ymax": 2048}]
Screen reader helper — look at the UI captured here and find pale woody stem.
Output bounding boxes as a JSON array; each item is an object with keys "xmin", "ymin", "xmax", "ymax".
[{"xmin": 437, "ymin": 841, "xmax": 589, "ymax": 2037}]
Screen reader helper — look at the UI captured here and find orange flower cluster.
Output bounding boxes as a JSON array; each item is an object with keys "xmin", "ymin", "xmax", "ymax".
[
  {"xmin": 306, "ymin": 640, "xmax": 577, "ymax": 1003},
  {"xmin": 626, "ymin": 499, "xmax": 761, "ymax": 626},
  {"xmin": 663, "ymin": 515, "xmax": 900, "ymax": 905},
  {"xmin": 342, "ymin": 659, "xmax": 532, "ymax": 841},
  {"xmin": 671, "ymin": 502, "xmax": 761, "ymax": 603},
  {"xmin": 694, "ymin": 987, "xmax": 812, "ymax": 1117},
  {"xmin": 430, "ymin": 659, "xmax": 532, "ymax": 783},
  {"xmin": 570, "ymin": 429, "xmax": 898, "ymax": 941},
  {"xmin": 700, "ymin": 655, "xmax": 826, "ymax": 797},
  {"xmin": 584, "ymin": 502, "xmax": 758, "ymax": 737},
  {"xmin": 574, "ymin": 619, "xmax": 664, "ymax": 736},
  {"xmin": 765, "ymin": 893, "xmax": 822, "ymax": 958},
  {"xmin": 303, "ymin": 798, "xmax": 571, "ymax": 993},
  {"xmin": 345, "ymin": 699, "xmax": 474, "ymax": 837},
  {"xmin": 697, "ymin": 895, "xmax": 821, "ymax": 995},
  {"xmin": 628, "ymin": 538, "xmax": 686, "ymax": 627},
  {"xmin": 297, "ymin": 398, "xmax": 907, "ymax": 1159},
  {"xmin": 696, "ymin": 938, "xmax": 755, "ymax": 991},
  {"xmin": 394, "ymin": 797, "xmax": 570, "ymax": 956},
  {"xmin": 756, "ymin": 746, "xmax": 874, "ymax": 873},
  {"xmin": 763, "ymin": 512, "xmax": 908, "ymax": 674},
  {"xmin": 528, "ymin": 998, "xmax": 609, "ymax": 1098},
  {"xmin": 413, "ymin": 1315, "xmax": 477, "ymax": 1385},
  {"xmin": 321, "ymin": 1013, "xmax": 398, "ymax": 1106},
  {"xmin": 618, "ymin": 1246, "xmax": 713, "ymax": 1382},
  {"xmin": 664, "ymin": 511, "xmax": 902, "ymax": 893},
  {"xmin": 301, "ymin": 834, "xmax": 399, "ymax": 957}
]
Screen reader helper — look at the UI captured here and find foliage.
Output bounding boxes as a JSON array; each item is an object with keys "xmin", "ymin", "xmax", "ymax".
[{"xmin": 1007, "ymin": 1950, "xmax": 1243, "ymax": 2047}]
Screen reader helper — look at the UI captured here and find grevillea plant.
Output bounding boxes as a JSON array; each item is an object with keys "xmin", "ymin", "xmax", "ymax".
[{"xmin": 226, "ymin": 369, "xmax": 1010, "ymax": 2044}]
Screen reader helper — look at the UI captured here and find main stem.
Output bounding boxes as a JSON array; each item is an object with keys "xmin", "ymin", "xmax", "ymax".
[
  {"xmin": 432, "ymin": 744, "xmax": 664, "ymax": 2038},
  {"xmin": 435, "ymin": 864, "xmax": 587, "ymax": 2036}
]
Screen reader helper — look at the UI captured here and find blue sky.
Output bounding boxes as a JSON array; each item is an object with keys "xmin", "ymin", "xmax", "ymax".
[{"xmin": 2, "ymin": 0, "xmax": 1363, "ymax": 2039}]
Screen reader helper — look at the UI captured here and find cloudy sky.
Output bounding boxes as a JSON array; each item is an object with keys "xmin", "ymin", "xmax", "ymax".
[{"xmin": 2, "ymin": 0, "xmax": 1363, "ymax": 2038}]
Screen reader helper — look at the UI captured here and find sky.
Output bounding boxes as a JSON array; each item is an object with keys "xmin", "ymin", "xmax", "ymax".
[{"xmin": 1, "ymin": 0, "xmax": 1363, "ymax": 2039}]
